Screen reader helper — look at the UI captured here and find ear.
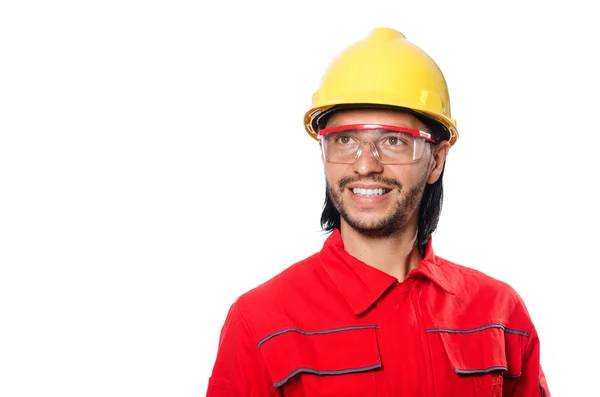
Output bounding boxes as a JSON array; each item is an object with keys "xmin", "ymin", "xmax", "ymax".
[{"xmin": 427, "ymin": 142, "xmax": 450, "ymax": 184}]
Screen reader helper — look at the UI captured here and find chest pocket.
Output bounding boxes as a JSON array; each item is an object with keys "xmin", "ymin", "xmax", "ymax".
[
  {"xmin": 257, "ymin": 325, "xmax": 381, "ymax": 397},
  {"xmin": 430, "ymin": 324, "xmax": 526, "ymax": 397}
]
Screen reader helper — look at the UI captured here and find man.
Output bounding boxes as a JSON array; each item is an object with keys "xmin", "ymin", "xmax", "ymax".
[{"xmin": 206, "ymin": 27, "xmax": 550, "ymax": 396}]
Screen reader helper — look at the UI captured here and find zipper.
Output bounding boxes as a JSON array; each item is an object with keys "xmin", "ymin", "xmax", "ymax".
[{"xmin": 411, "ymin": 279, "xmax": 436, "ymax": 397}]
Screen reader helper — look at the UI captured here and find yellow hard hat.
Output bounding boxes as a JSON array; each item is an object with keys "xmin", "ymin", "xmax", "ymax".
[{"xmin": 304, "ymin": 27, "xmax": 458, "ymax": 146}]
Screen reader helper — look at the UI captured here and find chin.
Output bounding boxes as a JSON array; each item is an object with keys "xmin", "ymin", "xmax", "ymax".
[
  {"xmin": 345, "ymin": 214, "xmax": 392, "ymax": 231},
  {"xmin": 345, "ymin": 221, "xmax": 400, "ymax": 238}
]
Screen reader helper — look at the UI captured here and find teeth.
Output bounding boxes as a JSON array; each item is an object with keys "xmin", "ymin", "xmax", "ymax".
[{"xmin": 352, "ymin": 188, "xmax": 387, "ymax": 196}]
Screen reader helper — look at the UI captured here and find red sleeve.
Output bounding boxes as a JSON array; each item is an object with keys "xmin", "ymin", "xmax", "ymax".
[
  {"xmin": 206, "ymin": 301, "xmax": 279, "ymax": 397},
  {"xmin": 510, "ymin": 325, "xmax": 551, "ymax": 397}
]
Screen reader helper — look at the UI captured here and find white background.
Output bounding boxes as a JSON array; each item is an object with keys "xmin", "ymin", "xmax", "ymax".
[{"xmin": 1, "ymin": 1, "xmax": 598, "ymax": 396}]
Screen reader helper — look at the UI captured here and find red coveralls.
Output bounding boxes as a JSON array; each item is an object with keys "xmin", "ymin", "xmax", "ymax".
[{"xmin": 207, "ymin": 229, "xmax": 550, "ymax": 396}]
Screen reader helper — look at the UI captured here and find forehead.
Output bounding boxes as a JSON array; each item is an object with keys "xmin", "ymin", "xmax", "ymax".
[{"xmin": 326, "ymin": 108, "xmax": 428, "ymax": 131}]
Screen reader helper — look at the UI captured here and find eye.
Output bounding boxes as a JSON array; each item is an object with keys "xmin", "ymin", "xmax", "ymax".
[
  {"xmin": 334, "ymin": 135, "xmax": 356, "ymax": 145},
  {"xmin": 384, "ymin": 135, "xmax": 406, "ymax": 146}
]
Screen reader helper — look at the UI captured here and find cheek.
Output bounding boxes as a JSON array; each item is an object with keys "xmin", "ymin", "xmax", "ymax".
[
  {"xmin": 324, "ymin": 164, "xmax": 351, "ymax": 183},
  {"xmin": 390, "ymin": 164, "xmax": 428, "ymax": 187}
]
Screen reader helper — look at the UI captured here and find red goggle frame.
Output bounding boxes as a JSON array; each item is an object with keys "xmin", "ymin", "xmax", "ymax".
[{"xmin": 318, "ymin": 124, "xmax": 435, "ymax": 143}]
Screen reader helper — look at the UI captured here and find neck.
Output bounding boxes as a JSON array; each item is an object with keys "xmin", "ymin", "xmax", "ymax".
[{"xmin": 339, "ymin": 217, "xmax": 422, "ymax": 281}]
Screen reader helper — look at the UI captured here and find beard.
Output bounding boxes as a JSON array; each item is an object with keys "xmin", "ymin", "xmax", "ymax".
[{"xmin": 326, "ymin": 172, "xmax": 428, "ymax": 238}]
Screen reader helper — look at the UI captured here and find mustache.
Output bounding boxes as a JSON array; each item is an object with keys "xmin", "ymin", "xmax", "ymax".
[{"xmin": 339, "ymin": 176, "xmax": 402, "ymax": 191}]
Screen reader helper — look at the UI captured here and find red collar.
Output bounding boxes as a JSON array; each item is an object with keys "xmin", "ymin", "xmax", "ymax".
[{"xmin": 319, "ymin": 229, "xmax": 455, "ymax": 315}]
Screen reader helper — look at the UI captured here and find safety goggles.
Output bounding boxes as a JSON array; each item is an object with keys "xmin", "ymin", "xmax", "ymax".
[{"xmin": 318, "ymin": 124, "xmax": 435, "ymax": 165}]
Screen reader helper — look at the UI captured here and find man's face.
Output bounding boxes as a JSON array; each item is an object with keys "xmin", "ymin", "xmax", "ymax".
[{"xmin": 321, "ymin": 108, "xmax": 447, "ymax": 238}]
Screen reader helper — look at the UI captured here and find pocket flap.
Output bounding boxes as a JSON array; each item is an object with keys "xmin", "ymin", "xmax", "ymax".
[
  {"xmin": 434, "ymin": 325, "xmax": 523, "ymax": 377},
  {"xmin": 257, "ymin": 325, "xmax": 381, "ymax": 387}
]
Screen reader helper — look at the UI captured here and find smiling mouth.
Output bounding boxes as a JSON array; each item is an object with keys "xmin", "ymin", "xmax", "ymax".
[{"xmin": 351, "ymin": 188, "xmax": 391, "ymax": 197}]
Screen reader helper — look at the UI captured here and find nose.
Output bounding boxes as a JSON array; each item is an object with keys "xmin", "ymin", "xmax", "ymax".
[{"xmin": 353, "ymin": 141, "xmax": 384, "ymax": 176}]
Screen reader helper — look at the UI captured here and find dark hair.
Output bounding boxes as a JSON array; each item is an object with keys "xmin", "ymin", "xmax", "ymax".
[{"xmin": 319, "ymin": 107, "xmax": 447, "ymax": 256}]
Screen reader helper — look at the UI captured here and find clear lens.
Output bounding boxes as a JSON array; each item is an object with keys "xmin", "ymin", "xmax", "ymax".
[{"xmin": 321, "ymin": 130, "xmax": 428, "ymax": 164}]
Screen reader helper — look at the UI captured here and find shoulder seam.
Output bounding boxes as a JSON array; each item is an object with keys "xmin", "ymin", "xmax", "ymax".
[{"xmin": 233, "ymin": 302, "xmax": 276, "ymax": 386}]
